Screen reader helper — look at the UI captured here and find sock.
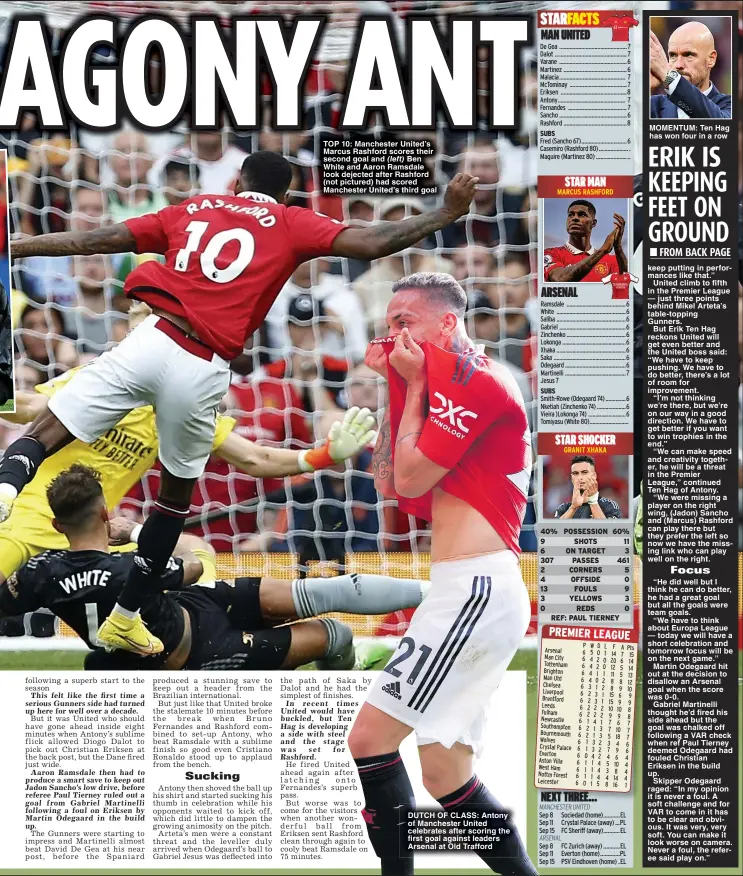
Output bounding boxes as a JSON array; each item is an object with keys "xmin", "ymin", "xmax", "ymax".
[
  {"xmin": 193, "ymin": 548, "xmax": 217, "ymax": 584},
  {"xmin": 354, "ymin": 751, "xmax": 415, "ymax": 876},
  {"xmin": 115, "ymin": 500, "xmax": 189, "ymax": 614},
  {"xmin": 315, "ymin": 618, "xmax": 355, "ymax": 670},
  {"xmin": 438, "ymin": 777, "xmax": 537, "ymax": 876},
  {"xmin": 291, "ymin": 574, "xmax": 427, "ymax": 618},
  {"xmin": 0, "ymin": 436, "xmax": 47, "ymax": 495}
]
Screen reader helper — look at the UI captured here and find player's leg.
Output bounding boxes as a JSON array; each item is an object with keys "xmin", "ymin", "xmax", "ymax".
[
  {"xmin": 257, "ymin": 573, "xmax": 429, "ymax": 625},
  {"xmin": 0, "ymin": 323, "xmax": 158, "ymax": 522},
  {"xmin": 191, "ymin": 609, "xmax": 355, "ymax": 671},
  {"xmin": 281, "ymin": 618, "xmax": 355, "ymax": 669},
  {"xmin": 348, "ymin": 705, "xmax": 417, "ymax": 876},
  {"xmin": 0, "ymin": 411, "xmax": 73, "ymax": 520},
  {"xmin": 418, "ymin": 742, "xmax": 536, "ymax": 876},
  {"xmin": 97, "ymin": 331, "xmax": 230, "ymax": 654},
  {"xmin": 350, "ymin": 552, "xmax": 532, "ymax": 876},
  {"xmin": 0, "ymin": 531, "xmax": 33, "ymax": 633},
  {"xmin": 98, "ymin": 465, "xmax": 197, "ymax": 654},
  {"xmin": 407, "ymin": 553, "xmax": 535, "ymax": 875}
]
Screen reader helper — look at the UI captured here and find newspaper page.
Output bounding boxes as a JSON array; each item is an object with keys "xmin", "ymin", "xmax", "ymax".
[{"xmin": 0, "ymin": 2, "xmax": 738, "ymax": 875}]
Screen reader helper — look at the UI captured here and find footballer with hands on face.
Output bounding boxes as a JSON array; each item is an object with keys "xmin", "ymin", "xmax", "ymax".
[{"xmin": 348, "ymin": 272, "xmax": 537, "ymax": 876}]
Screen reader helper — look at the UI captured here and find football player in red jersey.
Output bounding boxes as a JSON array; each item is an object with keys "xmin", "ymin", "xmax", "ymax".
[
  {"xmin": 348, "ymin": 273, "xmax": 537, "ymax": 876},
  {"xmin": 3, "ymin": 152, "xmax": 478, "ymax": 654},
  {"xmin": 544, "ymin": 199, "xmax": 627, "ymax": 283}
]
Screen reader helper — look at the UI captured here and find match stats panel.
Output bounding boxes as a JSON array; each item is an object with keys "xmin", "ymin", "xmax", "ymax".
[
  {"xmin": 536, "ymin": 9, "xmax": 639, "ymax": 870},
  {"xmin": 537, "ymin": 524, "xmax": 634, "ymax": 627}
]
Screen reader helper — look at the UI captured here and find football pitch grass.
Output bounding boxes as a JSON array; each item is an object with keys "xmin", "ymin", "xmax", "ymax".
[{"xmin": 0, "ymin": 646, "xmax": 538, "ymax": 676}]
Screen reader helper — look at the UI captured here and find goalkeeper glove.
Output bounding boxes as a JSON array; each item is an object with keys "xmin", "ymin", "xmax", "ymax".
[{"xmin": 298, "ymin": 407, "xmax": 377, "ymax": 472}]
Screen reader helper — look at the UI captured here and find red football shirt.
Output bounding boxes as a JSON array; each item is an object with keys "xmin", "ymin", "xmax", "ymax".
[
  {"xmin": 123, "ymin": 192, "xmax": 347, "ymax": 360},
  {"xmin": 376, "ymin": 339, "xmax": 531, "ymax": 555},
  {"xmin": 603, "ymin": 15, "xmax": 638, "ymax": 42},
  {"xmin": 544, "ymin": 243, "xmax": 618, "ymax": 283},
  {"xmin": 601, "ymin": 272, "xmax": 639, "ymax": 300}
]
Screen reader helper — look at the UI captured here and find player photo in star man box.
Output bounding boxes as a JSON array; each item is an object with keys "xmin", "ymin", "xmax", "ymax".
[{"xmin": 542, "ymin": 197, "xmax": 629, "ymax": 284}]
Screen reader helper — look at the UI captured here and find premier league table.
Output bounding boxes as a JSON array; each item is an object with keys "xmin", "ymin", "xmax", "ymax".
[
  {"xmin": 535, "ymin": 625, "xmax": 637, "ymax": 869},
  {"xmin": 536, "ymin": 624, "xmax": 637, "ymax": 794}
]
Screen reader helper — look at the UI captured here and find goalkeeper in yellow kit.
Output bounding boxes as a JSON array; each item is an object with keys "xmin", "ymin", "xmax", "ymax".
[{"xmin": 0, "ymin": 306, "xmax": 378, "ymax": 651}]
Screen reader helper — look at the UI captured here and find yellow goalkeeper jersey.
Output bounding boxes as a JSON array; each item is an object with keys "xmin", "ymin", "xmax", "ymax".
[{"xmin": 0, "ymin": 367, "xmax": 235, "ymax": 576}]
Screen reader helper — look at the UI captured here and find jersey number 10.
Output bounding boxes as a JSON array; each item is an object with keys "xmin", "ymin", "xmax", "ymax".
[{"xmin": 175, "ymin": 220, "xmax": 256, "ymax": 284}]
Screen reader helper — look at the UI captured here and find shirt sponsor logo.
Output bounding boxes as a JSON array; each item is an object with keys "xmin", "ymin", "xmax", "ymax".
[{"xmin": 429, "ymin": 392, "xmax": 478, "ymax": 434}]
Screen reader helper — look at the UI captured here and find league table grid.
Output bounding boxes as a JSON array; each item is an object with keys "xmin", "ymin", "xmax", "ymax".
[{"xmin": 535, "ymin": 632, "xmax": 638, "ymax": 794}]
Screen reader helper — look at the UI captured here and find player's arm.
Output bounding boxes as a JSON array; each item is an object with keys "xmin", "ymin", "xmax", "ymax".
[
  {"xmin": 611, "ymin": 214, "xmax": 628, "ymax": 273},
  {"xmin": 0, "ymin": 390, "xmax": 49, "ymax": 424},
  {"xmin": 213, "ymin": 408, "xmax": 377, "ymax": 477},
  {"xmin": 389, "ymin": 331, "xmax": 449, "ymax": 498},
  {"xmin": 548, "ymin": 227, "xmax": 618, "ymax": 282},
  {"xmin": 372, "ymin": 408, "xmax": 396, "ymax": 498},
  {"xmin": 394, "ymin": 386, "xmax": 448, "ymax": 498},
  {"xmin": 11, "ymin": 224, "xmax": 137, "ymax": 258},
  {"xmin": 595, "ymin": 499, "xmax": 621, "ymax": 520},
  {"xmin": 330, "ymin": 174, "xmax": 478, "ymax": 260},
  {"xmin": 0, "ymin": 567, "xmax": 43, "ymax": 618}
]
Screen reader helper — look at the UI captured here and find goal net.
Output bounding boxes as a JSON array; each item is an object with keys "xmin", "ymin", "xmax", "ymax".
[{"xmin": 0, "ymin": 0, "xmax": 648, "ymax": 652}]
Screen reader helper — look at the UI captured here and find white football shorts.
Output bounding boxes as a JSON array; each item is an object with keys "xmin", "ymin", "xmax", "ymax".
[
  {"xmin": 366, "ymin": 551, "xmax": 531, "ymax": 757},
  {"xmin": 48, "ymin": 315, "xmax": 231, "ymax": 479}
]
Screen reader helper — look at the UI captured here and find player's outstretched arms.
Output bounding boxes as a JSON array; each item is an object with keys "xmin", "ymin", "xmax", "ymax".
[
  {"xmin": 0, "ymin": 390, "xmax": 48, "ymax": 425},
  {"xmin": 330, "ymin": 173, "xmax": 479, "ymax": 261},
  {"xmin": 11, "ymin": 224, "xmax": 137, "ymax": 258},
  {"xmin": 214, "ymin": 407, "xmax": 377, "ymax": 477}
]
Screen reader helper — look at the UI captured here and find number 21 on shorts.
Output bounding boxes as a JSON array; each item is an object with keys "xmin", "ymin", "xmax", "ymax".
[{"xmin": 383, "ymin": 636, "xmax": 432, "ymax": 685}]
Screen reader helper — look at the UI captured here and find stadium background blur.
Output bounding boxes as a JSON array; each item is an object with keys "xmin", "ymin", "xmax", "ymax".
[{"xmin": 0, "ymin": 0, "xmax": 738, "ymax": 654}]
